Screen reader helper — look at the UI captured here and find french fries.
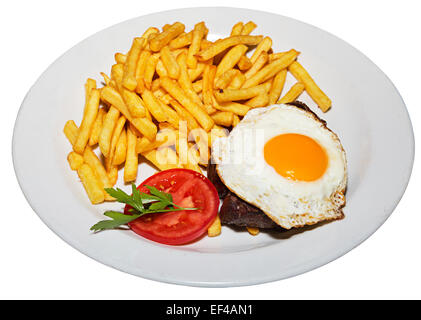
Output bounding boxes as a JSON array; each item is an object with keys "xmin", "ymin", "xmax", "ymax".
[{"xmin": 64, "ymin": 20, "xmax": 332, "ymax": 238}]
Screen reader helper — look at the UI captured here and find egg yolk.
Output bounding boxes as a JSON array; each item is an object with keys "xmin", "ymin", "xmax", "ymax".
[{"xmin": 264, "ymin": 133, "xmax": 328, "ymax": 182}]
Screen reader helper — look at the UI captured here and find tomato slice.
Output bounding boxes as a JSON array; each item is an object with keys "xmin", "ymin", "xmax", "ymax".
[{"xmin": 124, "ymin": 169, "xmax": 219, "ymax": 245}]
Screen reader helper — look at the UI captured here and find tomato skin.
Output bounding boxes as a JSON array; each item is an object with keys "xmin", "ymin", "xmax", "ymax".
[{"xmin": 125, "ymin": 169, "xmax": 219, "ymax": 245}]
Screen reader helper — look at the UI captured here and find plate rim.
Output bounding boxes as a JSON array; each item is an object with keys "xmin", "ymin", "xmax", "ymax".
[{"xmin": 12, "ymin": 6, "xmax": 415, "ymax": 287}]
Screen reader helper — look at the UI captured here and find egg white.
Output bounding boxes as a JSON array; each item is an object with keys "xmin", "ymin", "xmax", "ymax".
[{"xmin": 213, "ymin": 104, "xmax": 347, "ymax": 229}]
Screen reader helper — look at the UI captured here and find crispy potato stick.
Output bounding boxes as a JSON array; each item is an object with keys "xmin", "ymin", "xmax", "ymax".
[
  {"xmin": 169, "ymin": 31, "xmax": 193, "ymax": 49},
  {"xmin": 230, "ymin": 22, "xmax": 244, "ymax": 36},
  {"xmin": 115, "ymin": 52, "xmax": 127, "ymax": 64},
  {"xmin": 131, "ymin": 117, "xmax": 157, "ymax": 141},
  {"xmin": 188, "ymin": 63, "xmax": 205, "ymax": 82},
  {"xmin": 136, "ymin": 136, "xmax": 168, "ymax": 154},
  {"xmin": 143, "ymin": 53, "xmax": 160, "ymax": 90},
  {"xmin": 155, "ymin": 59, "xmax": 168, "ymax": 78},
  {"xmin": 73, "ymin": 89, "xmax": 100, "ymax": 154},
  {"xmin": 240, "ymin": 21, "xmax": 257, "ymax": 35},
  {"xmin": 88, "ymin": 108, "xmax": 106, "ymax": 146},
  {"xmin": 151, "ymin": 78, "xmax": 161, "ymax": 91},
  {"xmin": 268, "ymin": 69, "xmax": 287, "ymax": 105},
  {"xmin": 159, "ymin": 93, "xmax": 172, "ymax": 105},
  {"xmin": 232, "ymin": 114, "xmax": 240, "ymax": 127},
  {"xmin": 106, "ymin": 116, "xmax": 126, "ymax": 171},
  {"xmin": 208, "ymin": 125, "xmax": 229, "ymax": 146},
  {"xmin": 227, "ymin": 72, "xmax": 246, "ymax": 89},
  {"xmin": 124, "ymin": 126, "xmax": 138, "ymax": 183},
  {"xmin": 107, "ymin": 165, "xmax": 118, "ymax": 186},
  {"xmin": 242, "ymin": 49, "xmax": 300, "ymax": 88},
  {"xmin": 192, "ymin": 79, "xmax": 203, "ymax": 93},
  {"xmin": 160, "ymin": 46, "xmax": 180, "ymax": 79},
  {"xmin": 141, "ymin": 89, "xmax": 167, "ymax": 122},
  {"xmin": 135, "ymin": 50, "xmax": 151, "ymax": 93},
  {"xmin": 67, "ymin": 152, "xmax": 84, "ymax": 171},
  {"xmin": 122, "ymin": 37, "xmax": 144, "ymax": 91},
  {"xmin": 196, "ymin": 35, "xmax": 263, "ymax": 61},
  {"xmin": 250, "ymin": 36, "xmax": 272, "ymax": 64},
  {"xmin": 215, "ymin": 82, "xmax": 271, "ymax": 102},
  {"xmin": 177, "ymin": 52, "xmax": 204, "ymax": 107},
  {"xmin": 214, "ymin": 69, "xmax": 240, "ymax": 89},
  {"xmin": 142, "ymin": 149, "xmax": 180, "ymax": 171},
  {"xmin": 245, "ymin": 93, "xmax": 269, "ymax": 108},
  {"xmin": 112, "ymin": 128, "xmax": 127, "ymax": 165},
  {"xmin": 268, "ymin": 52, "xmax": 286, "ymax": 63},
  {"xmin": 158, "ymin": 102, "xmax": 181, "ymax": 128},
  {"xmin": 202, "ymin": 64, "xmax": 218, "ymax": 113},
  {"xmin": 100, "ymin": 73, "xmax": 111, "ymax": 86},
  {"xmin": 100, "ymin": 86, "xmax": 155, "ymax": 139},
  {"xmin": 211, "ymin": 111, "xmax": 234, "ymax": 127},
  {"xmin": 247, "ymin": 227, "xmax": 260, "ymax": 236},
  {"xmin": 63, "ymin": 120, "xmax": 78, "ymax": 145},
  {"xmin": 83, "ymin": 147, "xmax": 113, "ymax": 198},
  {"xmin": 244, "ymin": 51, "xmax": 268, "ymax": 79},
  {"xmin": 121, "ymin": 89, "xmax": 146, "ymax": 117},
  {"xmin": 141, "ymin": 27, "xmax": 159, "ymax": 39},
  {"xmin": 85, "ymin": 78, "xmax": 97, "ymax": 105},
  {"xmin": 98, "ymin": 106, "xmax": 119, "ymax": 157},
  {"xmin": 279, "ymin": 82, "xmax": 305, "ymax": 103},
  {"xmin": 161, "ymin": 77, "xmax": 214, "ymax": 131},
  {"xmin": 208, "ymin": 214, "xmax": 221, "ymax": 237},
  {"xmin": 288, "ymin": 61, "xmax": 331, "ymax": 112},
  {"xmin": 169, "ymin": 99, "xmax": 200, "ymax": 130},
  {"xmin": 162, "ymin": 24, "xmax": 171, "ymax": 32},
  {"xmin": 216, "ymin": 44, "xmax": 248, "ymax": 77},
  {"xmin": 237, "ymin": 55, "xmax": 252, "ymax": 71},
  {"xmin": 149, "ymin": 22, "xmax": 185, "ymax": 52},
  {"xmin": 111, "ymin": 63, "xmax": 124, "ymax": 89},
  {"xmin": 189, "ymin": 128, "xmax": 210, "ymax": 165},
  {"xmin": 77, "ymin": 164, "xmax": 105, "ymax": 204},
  {"xmin": 187, "ymin": 22, "xmax": 206, "ymax": 69},
  {"xmin": 214, "ymin": 101, "xmax": 250, "ymax": 116}
]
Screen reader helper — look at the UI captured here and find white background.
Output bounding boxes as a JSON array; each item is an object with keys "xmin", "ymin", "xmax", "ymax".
[{"xmin": 2, "ymin": 0, "xmax": 419, "ymax": 299}]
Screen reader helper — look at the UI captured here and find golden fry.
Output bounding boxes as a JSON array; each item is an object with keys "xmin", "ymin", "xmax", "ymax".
[
  {"xmin": 268, "ymin": 69, "xmax": 287, "ymax": 105},
  {"xmin": 279, "ymin": 82, "xmax": 305, "ymax": 104},
  {"xmin": 245, "ymin": 93, "xmax": 269, "ymax": 108},
  {"xmin": 196, "ymin": 35, "xmax": 263, "ymax": 61},
  {"xmin": 77, "ymin": 164, "xmax": 105, "ymax": 204},
  {"xmin": 143, "ymin": 53, "xmax": 160, "ymax": 90},
  {"xmin": 67, "ymin": 151, "xmax": 84, "ymax": 171},
  {"xmin": 122, "ymin": 37, "xmax": 144, "ymax": 91},
  {"xmin": 247, "ymin": 227, "xmax": 260, "ymax": 236},
  {"xmin": 177, "ymin": 52, "xmax": 204, "ymax": 107},
  {"xmin": 232, "ymin": 114, "xmax": 240, "ymax": 127},
  {"xmin": 149, "ymin": 22, "xmax": 185, "ymax": 52},
  {"xmin": 88, "ymin": 108, "xmax": 106, "ymax": 146},
  {"xmin": 250, "ymin": 36, "xmax": 272, "ymax": 64},
  {"xmin": 214, "ymin": 101, "xmax": 250, "ymax": 116},
  {"xmin": 113, "ymin": 128, "xmax": 127, "ymax": 165},
  {"xmin": 135, "ymin": 50, "xmax": 151, "ymax": 93},
  {"xmin": 169, "ymin": 99, "xmax": 200, "ymax": 130},
  {"xmin": 240, "ymin": 21, "xmax": 257, "ymax": 35},
  {"xmin": 227, "ymin": 72, "xmax": 246, "ymax": 89},
  {"xmin": 187, "ymin": 22, "xmax": 206, "ymax": 69},
  {"xmin": 237, "ymin": 55, "xmax": 252, "ymax": 71},
  {"xmin": 230, "ymin": 22, "xmax": 244, "ymax": 36},
  {"xmin": 169, "ymin": 31, "xmax": 193, "ymax": 49},
  {"xmin": 73, "ymin": 89, "xmax": 100, "ymax": 154},
  {"xmin": 211, "ymin": 111, "xmax": 234, "ymax": 127},
  {"xmin": 98, "ymin": 106, "xmax": 119, "ymax": 157},
  {"xmin": 83, "ymin": 147, "xmax": 113, "ymax": 197},
  {"xmin": 215, "ymin": 44, "xmax": 248, "ymax": 77},
  {"xmin": 85, "ymin": 78, "xmax": 97, "ymax": 105},
  {"xmin": 288, "ymin": 61, "xmax": 331, "ymax": 112},
  {"xmin": 242, "ymin": 49, "xmax": 300, "ymax": 88},
  {"xmin": 121, "ymin": 89, "xmax": 146, "ymax": 117},
  {"xmin": 141, "ymin": 27, "xmax": 159, "ymax": 39},
  {"xmin": 160, "ymin": 46, "xmax": 180, "ymax": 79},
  {"xmin": 161, "ymin": 77, "xmax": 214, "ymax": 131},
  {"xmin": 141, "ymin": 89, "xmax": 167, "ymax": 122},
  {"xmin": 188, "ymin": 62, "xmax": 206, "ymax": 82},
  {"xmin": 114, "ymin": 52, "xmax": 127, "ymax": 64},
  {"xmin": 155, "ymin": 59, "xmax": 168, "ymax": 78},
  {"xmin": 214, "ymin": 69, "xmax": 240, "ymax": 89},
  {"xmin": 215, "ymin": 82, "xmax": 271, "ymax": 102},
  {"xmin": 207, "ymin": 214, "xmax": 221, "ymax": 237},
  {"xmin": 244, "ymin": 51, "xmax": 268, "ymax": 79},
  {"xmin": 124, "ymin": 126, "xmax": 138, "ymax": 183}
]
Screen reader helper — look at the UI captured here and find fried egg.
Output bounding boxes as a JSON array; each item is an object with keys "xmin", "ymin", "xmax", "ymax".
[{"xmin": 213, "ymin": 104, "xmax": 347, "ymax": 229}]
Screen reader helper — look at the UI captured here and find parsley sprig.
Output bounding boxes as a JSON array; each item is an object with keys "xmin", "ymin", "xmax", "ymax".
[{"xmin": 90, "ymin": 184, "xmax": 198, "ymax": 232}]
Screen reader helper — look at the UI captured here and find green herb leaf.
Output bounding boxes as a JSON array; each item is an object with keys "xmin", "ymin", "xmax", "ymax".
[{"xmin": 91, "ymin": 184, "xmax": 199, "ymax": 232}]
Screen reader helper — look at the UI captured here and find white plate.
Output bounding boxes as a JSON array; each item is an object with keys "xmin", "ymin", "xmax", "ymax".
[{"xmin": 12, "ymin": 7, "xmax": 414, "ymax": 287}]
